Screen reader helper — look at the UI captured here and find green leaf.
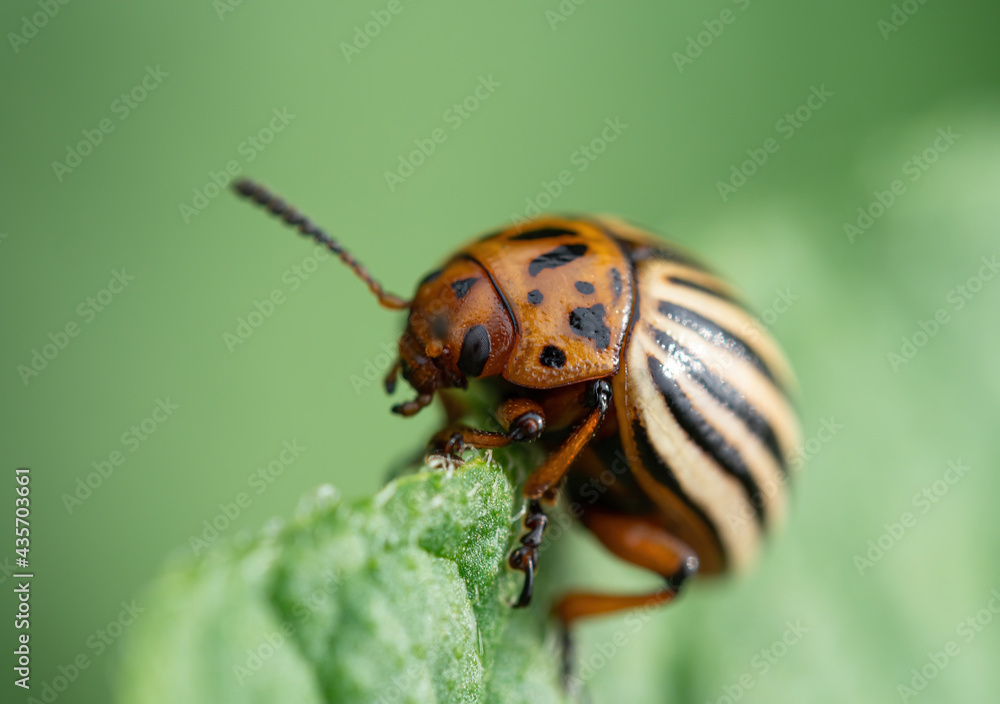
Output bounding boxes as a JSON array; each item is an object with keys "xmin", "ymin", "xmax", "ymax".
[{"xmin": 115, "ymin": 453, "xmax": 571, "ymax": 704}]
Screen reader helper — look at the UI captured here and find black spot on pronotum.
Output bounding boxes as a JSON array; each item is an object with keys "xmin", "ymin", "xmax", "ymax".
[
  {"xmin": 575, "ymin": 281, "xmax": 595, "ymax": 294},
  {"xmin": 419, "ymin": 269, "xmax": 443, "ymax": 287},
  {"xmin": 458, "ymin": 325, "xmax": 491, "ymax": 378},
  {"xmin": 450, "ymin": 277, "xmax": 478, "ymax": 299},
  {"xmin": 509, "ymin": 227, "xmax": 578, "ymax": 241},
  {"xmin": 539, "ymin": 345, "xmax": 566, "ymax": 368},
  {"xmin": 569, "ymin": 304, "xmax": 611, "ymax": 349},
  {"xmin": 527, "ymin": 289, "xmax": 544, "ymax": 305},
  {"xmin": 610, "ymin": 268, "xmax": 623, "ymax": 298},
  {"xmin": 528, "ymin": 243, "xmax": 588, "ymax": 276}
]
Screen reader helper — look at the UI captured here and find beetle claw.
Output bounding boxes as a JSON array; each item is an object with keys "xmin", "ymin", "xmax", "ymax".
[
  {"xmin": 443, "ymin": 432, "xmax": 466, "ymax": 457},
  {"xmin": 508, "ymin": 500, "xmax": 547, "ymax": 608},
  {"xmin": 512, "ymin": 552, "xmax": 536, "ymax": 608}
]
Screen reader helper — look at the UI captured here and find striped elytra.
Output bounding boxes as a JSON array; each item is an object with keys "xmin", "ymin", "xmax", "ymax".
[
  {"xmin": 611, "ymin": 233, "xmax": 799, "ymax": 574},
  {"xmin": 233, "ymin": 179, "xmax": 800, "ymax": 626},
  {"xmin": 403, "ymin": 214, "xmax": 801, "ymax": 590}
]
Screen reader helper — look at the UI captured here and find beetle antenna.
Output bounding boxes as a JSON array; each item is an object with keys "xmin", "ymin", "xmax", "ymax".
[{"xmin": 233, "ymin": 179, "xmax": 411, "ymax": 310}]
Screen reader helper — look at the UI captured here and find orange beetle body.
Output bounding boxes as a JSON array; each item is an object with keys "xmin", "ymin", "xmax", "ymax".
[
  {"xmin": 235, "ymin": 181, "xmax": 801, "ymax": 625},
  {"xmin": 395, "ymin": 217, "xmax": 634, "ymax": 408}
]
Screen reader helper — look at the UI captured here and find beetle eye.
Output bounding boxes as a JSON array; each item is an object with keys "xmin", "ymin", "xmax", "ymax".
[{"xmin": 457, "ymin": 325, "xmax": 491, "ymax": 377}]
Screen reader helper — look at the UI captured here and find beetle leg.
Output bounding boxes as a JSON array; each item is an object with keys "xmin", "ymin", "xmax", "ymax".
[
  {"xmin": 507, "ymin": 499, "xmax": 547, "ymax": 607},
  {"xmin": 430, "ymin": 398, "xmax": 547, "ymax": 456},
  {"xmin": 551, "ymin": 510, "xmax": 699, "ymax": 625},
  {"xmin": 383, "ymin": 357, "xmax": 402, "ymax": 394},
  {"xmin": 505, "ymin": 381, "xmax": 613, "ymax": 607},
  {"xmin": 392, "ymin": 393, "xmax": 434, "ymax": 417},
  {"xmin": 559, "ymin": 625, "xmax": 575, "ymax": 690},
  {"xmin": 522, "ymin": 378, "xmax": 612, "ymax": 500}
]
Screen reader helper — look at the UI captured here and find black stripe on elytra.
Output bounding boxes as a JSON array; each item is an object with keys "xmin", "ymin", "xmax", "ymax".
[
  {"xmin": 668, "ymin": 276, "xmax": 741, "ymax": 306},
  {"xmin": 528, "ymin": 243, "xmax": 588, "ymax": 276},
  {"xmin": 657, "ymin": 301, "xmax": 779, "ymax": 388},
  {"xmin": 458, "ymin": 325, "xmax": 491, "ymax": 377},
  {"xmin": 578, "ymin": 216, "xmax": 710, "ymax": 272},
  {"xmin": 648, "ymin": 324, "xmax": 785, "ymax": 473},
  {"xmin": 509, "ymin": 227, "xmax": 578, "ymax": 241},
  {"xmin": 631, "ymin": 418, "xmax": 728, "ymax": 567},
  {"xmin": 647, "ymin": 354, "xmax": 766, "ymax": 526},
  {"xmin": 450, "ymin": 277, "xmax": 478, "ymax": 299},
  {"xmin": 616, "ymin": 239, "xmax": 708, "ymax": 271},
  {"xmin": 569, "ymin": 304, "xmax": 611, "ymax": 349}
]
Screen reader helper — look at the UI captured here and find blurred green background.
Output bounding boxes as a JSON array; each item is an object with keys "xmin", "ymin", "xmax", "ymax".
[{"xmin": 2, "ymin": 1, "xmax": 1000, "ymax": 702}]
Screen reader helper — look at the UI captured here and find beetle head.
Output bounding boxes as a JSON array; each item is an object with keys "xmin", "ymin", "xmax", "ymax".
[{"xmin": 389, "ymin": 258, "xmax": 515, "ymax": 416}]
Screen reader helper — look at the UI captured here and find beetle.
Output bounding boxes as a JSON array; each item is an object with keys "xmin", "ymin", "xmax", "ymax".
[{"xmin": 233, "ymin": 179, "xmax": 801, "ymax": 625}]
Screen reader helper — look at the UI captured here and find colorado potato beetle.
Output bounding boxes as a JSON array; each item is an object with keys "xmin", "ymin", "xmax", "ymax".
[{"xmin": 233, "ymin": 180, "xmax": 800, "ymax": 625}]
